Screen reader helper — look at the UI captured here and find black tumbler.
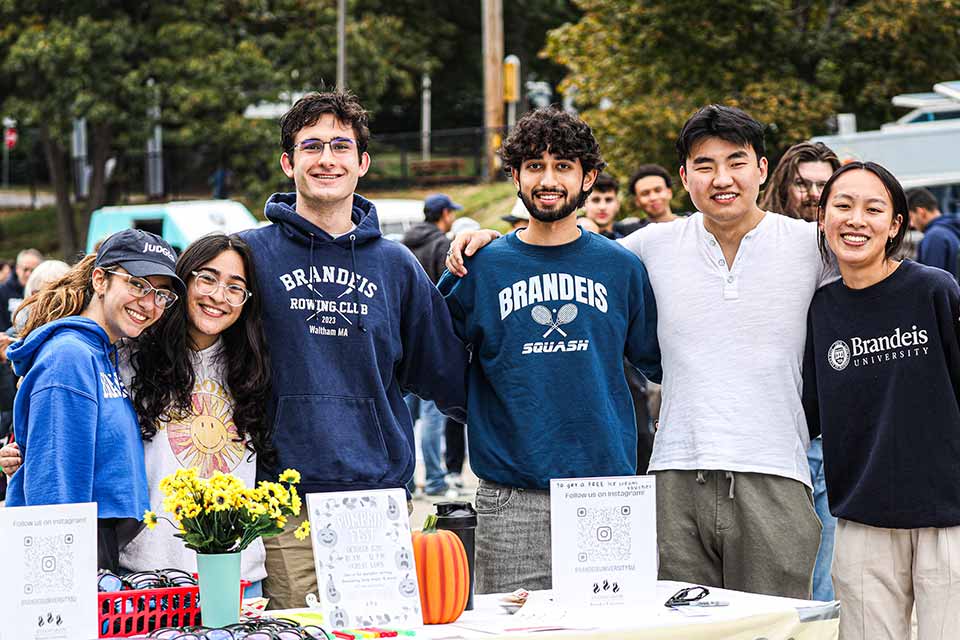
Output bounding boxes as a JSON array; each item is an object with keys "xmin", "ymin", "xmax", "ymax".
[{"xmin": 434, "ymin": 501, "xmax": 478, "ymax": 610}]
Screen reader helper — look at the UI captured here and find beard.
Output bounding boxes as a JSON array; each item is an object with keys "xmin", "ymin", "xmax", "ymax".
[{"xmin": 519, "ymin": 187, "xmax": 584, "ymax": 223}]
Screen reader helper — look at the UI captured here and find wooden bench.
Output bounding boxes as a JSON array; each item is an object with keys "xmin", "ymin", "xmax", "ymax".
[{"xmin": 410, "ymin": 158, "xmax": 467, "ymax": 184}]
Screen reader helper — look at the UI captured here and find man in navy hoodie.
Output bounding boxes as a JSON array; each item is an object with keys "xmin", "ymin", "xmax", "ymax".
[
  {"xmin": 439, "ymin": 107, "xmax": 662, "ymax": 593},
  {"xmin": 908, "ymin": 187, "xmax": 960, "ymax": 278},
  {"xmin": 241, "ymin": 91, "xmax": 468, "ymax": 609}
]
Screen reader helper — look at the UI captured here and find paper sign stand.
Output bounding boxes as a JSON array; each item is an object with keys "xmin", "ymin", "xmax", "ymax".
[
  {"xmin": 307, "ymin": 489, "xmax": 422, "ymax": 629},
  {"xmin": 0, "ymin": 502, "xmax": 98, "ymax": 640},
  {"xmin": 550, "ymin": 475, "xmax": 657, "ymax": 614}
]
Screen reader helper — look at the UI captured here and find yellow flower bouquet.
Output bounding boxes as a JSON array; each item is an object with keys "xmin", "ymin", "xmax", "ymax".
[{"xmin": 145, "ymin": 467, "xmax": 310, "ymax": 554}]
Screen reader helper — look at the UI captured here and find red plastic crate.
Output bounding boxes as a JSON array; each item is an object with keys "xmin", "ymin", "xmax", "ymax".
[{"xmin": 98, "ymin": 581, "xmax": 250, "ymax": 638}]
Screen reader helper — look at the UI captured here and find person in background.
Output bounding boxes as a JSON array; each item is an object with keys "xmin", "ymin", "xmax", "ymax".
[
  {"xmin": 907, "ymin": 187, "xmax": 960, "ymax": 278},
  {"xmin": 761, "ymin": 140, "xmax": 841, "ymax": 602},
  {"xmin": 803, "ymin": 162, "xmax": 960, "ymax": 639},
  {"xmin": 0, "ymin": 248, "xmax": 43, "ymax": 331},
  {"xmin": 401, "ymin": 194, "xmax": 463, "ymax": 498},
  {"xmin": 4, "ymin": 230, "xmax": 181, "ymax": 571},
  {"xmin": 760, "ymin": 141, "xmax": 839, "ymax": 222},
  {"xmin": 582, "ymin": 173, "xmax": 623, "ymax": 239},
  {"xmin": 628, "ymin": 164, "xmax": 679, "ymax": 225},
  {"xmin": 501, "ymin": 199, "xmax": 530, "ymax": 231}
]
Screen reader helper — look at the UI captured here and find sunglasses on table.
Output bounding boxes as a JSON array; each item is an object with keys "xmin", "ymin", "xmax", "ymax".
[
  {"xmin": 148, "ymin": 618, "xmax": 332, "ymax": 639},
  {"xmin": 664, "ymin": 585, "xmax": 710, "ymax": 607},
  {"xmin": 98, "ymin": 568, "xmax": 197, "ymax": 592}
]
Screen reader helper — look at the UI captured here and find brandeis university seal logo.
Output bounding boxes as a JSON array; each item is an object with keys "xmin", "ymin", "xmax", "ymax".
[{"xmin": 827, "ymin": 339, "xmax": 851, "ymax": 371}]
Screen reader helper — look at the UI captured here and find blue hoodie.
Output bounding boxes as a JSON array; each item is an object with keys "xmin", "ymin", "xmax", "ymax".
[
  {"xmin": 241, "ymin": 193, "xmax": 468, "ymax": 494},
  {"xmin": 5, "ymin": 317, "xmax": 149, "ymax": 519},
  {"xmin": 918, "ymin": 215, "xmax": 960, "ymax": 278}
]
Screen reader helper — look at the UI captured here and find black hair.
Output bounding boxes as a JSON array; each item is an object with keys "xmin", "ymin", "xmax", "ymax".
[
  {"xmin": 280, "ymin": 90, "xmax": 370, "ymax": 158},
  {"xmin": 906, "ymin": 187, "xmax": 939, "ymax": 212},
  {"xmin": 759, "ymin": 142, "xmax": 840, "ymax": 218},
  {"xmin": 592, "ymin": 173, "xmax": 619, "ymax": 194},
  {"xmin": 423, "ymin": 206, "xmax": 443, "ymax": 223},
  {"xmin": 676, "ymin": 105, "xmax": 766, "ymax": 169},
  {"xmin": 628, "ymin": 164, "xmax": 672, "ymax": 195},
  {"xmin": 130, "ymin": 233, "xmax": 275, "ymax": 468},
  {"xmin": 817, "ymin": 162, "xmax": 910, "ymax": 263},
  {"xmin": 500, "ymin": 107, "xmax": 606, "ymax": 176}
]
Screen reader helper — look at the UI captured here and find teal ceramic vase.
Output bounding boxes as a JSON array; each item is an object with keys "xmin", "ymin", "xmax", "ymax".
[{"xmin": 197, "ymin": 551, "xmax": 241, "ymax": 627}]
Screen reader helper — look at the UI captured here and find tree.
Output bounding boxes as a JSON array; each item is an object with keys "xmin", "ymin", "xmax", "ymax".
[
  {"xmin": 0, "ymin": 0, "xmax": 447, "ymax": 255},
  {"xmin": 544, "ymin": 0, "xmax": 960, "ymax": 204}
]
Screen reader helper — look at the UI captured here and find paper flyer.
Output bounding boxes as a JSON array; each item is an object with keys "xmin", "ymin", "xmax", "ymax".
[
  {"xmin": 307, "ymin": 489, "xmax": 422, "ymax": 629},
  {"xmin": 0, "ymin": 502, "xmax": 98, "ymax": 640},
  {"xmin": 550, "ymin": 475, "xmax": 657, "ymax": 610}
]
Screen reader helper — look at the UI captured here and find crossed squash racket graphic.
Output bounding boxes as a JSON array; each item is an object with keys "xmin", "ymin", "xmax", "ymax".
[{"xmin": 531, "ymin": 303, "xmax": 578, "ymax": 338}]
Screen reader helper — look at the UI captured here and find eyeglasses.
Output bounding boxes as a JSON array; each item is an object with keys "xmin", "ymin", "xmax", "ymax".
[
  {"xmin": 664, "ymin": 585, "xmax": 709, "ymax": 607},
  {"xmin": 148, "ymin": 618, "xmax": 332, "ymax": 639},
  {"xmin": 191, "ymin": 271, "xmax": 251, "ymax": 307},
  {"xmin": 292, "ymin": 137, "xmax": 357, "ymax": 156},
  {"xmin": 98, "ymin": 568, "xmax": 198, "ymax": 592},
  {"xmin": 794, "ymin": 177, "xmax": 829, "ymax": 194},
  {"xmin": 106, "ymin": 270, "xmax": 179, "ymax": 308}
]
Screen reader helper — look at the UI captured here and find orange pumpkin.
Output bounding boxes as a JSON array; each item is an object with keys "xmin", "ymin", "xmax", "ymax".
[{"xmin": 411, "ymin": 514, "xmax": 470, "ymax": 624}]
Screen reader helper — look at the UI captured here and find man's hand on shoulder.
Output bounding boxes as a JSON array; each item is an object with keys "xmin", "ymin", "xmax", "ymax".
[{"xmin": 445, "ymin": 229, "xmax": 501, "ymax": 277}]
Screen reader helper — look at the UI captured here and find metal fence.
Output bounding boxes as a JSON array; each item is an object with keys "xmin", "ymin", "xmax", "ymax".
[{"xmin": 0, "ymin": 126, "xmax": 504, "ymax": 209}]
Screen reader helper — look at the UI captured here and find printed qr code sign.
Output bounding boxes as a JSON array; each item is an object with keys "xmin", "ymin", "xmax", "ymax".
[
  {"xmin": 23, "ymin": 534, "xmax": 75, "ymax": 595},
  {"xmin": 575, "ymin": 505, "xmax": 632, "ymax": 563}
]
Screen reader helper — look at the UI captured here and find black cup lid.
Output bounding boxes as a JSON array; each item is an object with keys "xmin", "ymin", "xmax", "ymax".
[{"xmin": 434, "ymin": 501, "xmax": 477, "ymax": 526}]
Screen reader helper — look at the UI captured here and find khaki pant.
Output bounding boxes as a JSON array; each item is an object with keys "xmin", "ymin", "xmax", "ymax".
[
  {"xmin": 263, "ymin": 511, "xmax": 317, "ymax": 610},
  {"xmin": 263, "ymin": 501, "xmax": 414, "ymax": 610},
  {"xmin": 655, "ymin": 469, "xmax": 820, "ymax": 599},
  {"xmin": 833, "ymin": 519, "xmax": 960, "ymax": 640}
]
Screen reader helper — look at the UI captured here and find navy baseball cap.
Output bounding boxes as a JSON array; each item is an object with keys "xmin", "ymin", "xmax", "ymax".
[
  {"xmin": 424, "ymin": 193, "xmax": 463, "ymax": 216},
  {"xmin": 95, "ymin": 229, "xmax": 184, "ymax": 290}
]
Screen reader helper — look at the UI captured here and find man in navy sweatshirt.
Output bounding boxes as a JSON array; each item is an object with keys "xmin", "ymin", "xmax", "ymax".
[
  {"xmin": 241, "ymin": 91, "xmax": 468, "ymax": 609},
  {"xmin": 908, "ymin": 187, "xmax": 960, "ymax": 278},
  {"xmin": 438, "ymin": 108, "xmax": 662, "ymax": 594}
]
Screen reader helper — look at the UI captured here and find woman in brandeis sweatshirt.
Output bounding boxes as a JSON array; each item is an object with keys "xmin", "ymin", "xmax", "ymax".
[
  {"xmin": 5, "ymin": 229, "xmax": 182, "ymax": 572},
  {"xmin": 802, "ymin": 162, "xmax": 960, "ymax": 639}
]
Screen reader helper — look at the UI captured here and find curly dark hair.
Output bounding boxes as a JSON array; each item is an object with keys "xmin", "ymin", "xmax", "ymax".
[
  {"xmin": 500, "ymin": 107, "xmax": 606, "ymax": 176},
  {"xmin": 280, "ymin": 90, "xmax": 370, "ymax": 158},
  {"xmin": 759, "ymin": 142, "xmax": 840, "ymax": 218},
  {"xmin": 130, "ymin": 233, "xmax": 275, "ymax": 468}
]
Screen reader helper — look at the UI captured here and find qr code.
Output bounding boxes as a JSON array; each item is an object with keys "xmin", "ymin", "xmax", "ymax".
[
  {"xmin": 22, "ymin": 534, "xmax": 75, "ymax": 595},
  {"xmin": 575, "ymin": 505, "xmax": 632, "ymax": 563}
]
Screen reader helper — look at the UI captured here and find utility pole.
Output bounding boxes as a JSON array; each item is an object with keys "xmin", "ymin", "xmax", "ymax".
[
  {"xmin": 337, "ymin": 0, "xmax": 347, "ymax": 89},
  {"xmin": 481, "ymin": 0, "xmax": 504, "ymax": 181},
  {"xmin": 421, "ymin": 73, "xmax": 431, "ymax": 162}
]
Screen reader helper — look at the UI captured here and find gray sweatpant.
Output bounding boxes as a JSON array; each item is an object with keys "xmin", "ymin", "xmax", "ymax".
[{"xmin": 655, "ymin": 469, "xmax": 820, "ymax": 599}]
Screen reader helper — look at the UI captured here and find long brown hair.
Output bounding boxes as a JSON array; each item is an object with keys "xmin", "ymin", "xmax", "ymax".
[
  {"xmin": 760, "ymin": 142, "xmax": 840, "ymax": 218},
  {"xmin": 15, "ymin": 254, "xmax": 115, "ymax": 338}
]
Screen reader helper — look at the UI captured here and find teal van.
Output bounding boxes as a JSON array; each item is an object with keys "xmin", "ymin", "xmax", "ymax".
[{"xmin": 85, "ymin": 200, "xmax": 261, "ymax": 254}]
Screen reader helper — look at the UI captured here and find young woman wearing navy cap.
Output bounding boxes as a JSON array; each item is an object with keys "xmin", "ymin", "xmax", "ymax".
[{"xmin": 4, "ymin": 229, "xmax": 182, "ymax": 571}]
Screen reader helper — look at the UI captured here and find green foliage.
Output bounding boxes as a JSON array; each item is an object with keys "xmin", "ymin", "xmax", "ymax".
[{"xmin": 544, "ymin": 0, "xmax": 960, "ymax": 188}]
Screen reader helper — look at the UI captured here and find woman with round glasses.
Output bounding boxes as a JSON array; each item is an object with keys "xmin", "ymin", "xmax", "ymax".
[
  {"xmin": 4, "ymin": 229, "xmax": 182, "ymax": 572},
  {"xmin": 121, "ymin": 233, "xmax": 272, "ymax": 593}
]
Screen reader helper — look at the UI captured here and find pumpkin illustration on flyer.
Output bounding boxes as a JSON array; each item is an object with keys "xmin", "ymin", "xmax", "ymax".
[{"xmin": 307, "ymin": 489, "xmax": 422, "ymax": 628}]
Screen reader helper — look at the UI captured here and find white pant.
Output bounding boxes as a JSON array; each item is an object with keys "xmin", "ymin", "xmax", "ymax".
[{"xmin": 833, "ymin": 518, "xmax": 960, "ymax": 640}]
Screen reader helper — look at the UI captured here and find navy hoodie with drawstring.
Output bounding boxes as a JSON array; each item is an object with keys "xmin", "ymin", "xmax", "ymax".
[
  {"xmin": 5, "ymin": 317, "xmax": 150, "ymax": 518},
  {"xmin": 918, "ymin": 215, "xmax": 960, "ymax": 278},
  {"xmin": 241, "ymin": 193, "xmax": 469, "ymax": 494}
]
